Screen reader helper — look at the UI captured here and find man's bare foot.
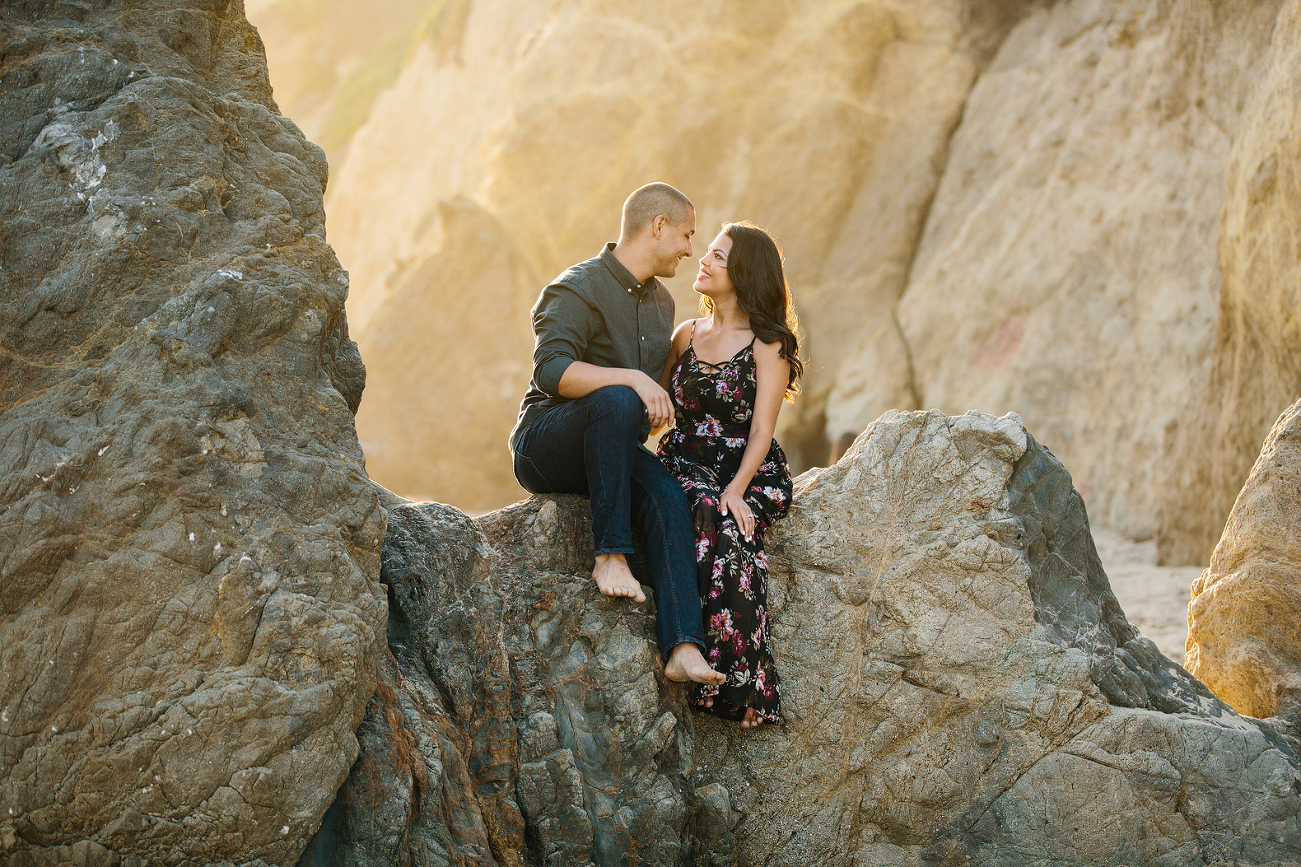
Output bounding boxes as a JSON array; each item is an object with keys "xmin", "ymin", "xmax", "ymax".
[
  {"xmin": 592, "ymin": 553, "xmax": 646, "ymax": 602},
  {"xmin": 741, "ymin": 707, "xmax": 765, "ymax": 728},
  {"xmin": 665, "ymin": 642, "xmax": 727, "ymax": 685}
]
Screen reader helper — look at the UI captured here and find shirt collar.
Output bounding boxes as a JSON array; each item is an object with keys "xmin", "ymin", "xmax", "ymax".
[{"xmin": 600, "ymin": 242, "xmax": 655, "ymax": 295}]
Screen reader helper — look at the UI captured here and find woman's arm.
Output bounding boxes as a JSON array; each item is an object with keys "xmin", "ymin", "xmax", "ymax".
[
  {"xmin": 650, "ymin": 320, "xmax": 696, "ymax": 434},
  {"xmin": 718, "ymin": 339, "xmax": 790, "ymax": 540},
  {"xmin": 658, "ymin": 319, "xmax": 696, "ymax": 391}
]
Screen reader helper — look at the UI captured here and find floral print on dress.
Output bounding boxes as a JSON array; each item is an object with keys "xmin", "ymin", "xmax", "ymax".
[{"xmin": 657, "ymin": 335, "xmax": 792, "ymax": 724}]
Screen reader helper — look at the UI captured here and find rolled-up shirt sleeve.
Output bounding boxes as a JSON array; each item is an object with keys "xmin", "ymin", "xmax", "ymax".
[{"xmin": 532, "ymin": 283, "xmax": 594, "ymax": 396}]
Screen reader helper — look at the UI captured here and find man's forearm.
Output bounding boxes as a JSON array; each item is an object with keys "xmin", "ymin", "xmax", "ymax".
[
  {"xmin": 556, "ymin": 361, "xmax": 674, "ymax": 429},
  {"xmin": 557, "ymin": 361, "xmax": 644, "ymax": 399}
]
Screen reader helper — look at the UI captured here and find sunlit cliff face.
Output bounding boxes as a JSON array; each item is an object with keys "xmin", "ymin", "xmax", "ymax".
[
  {"xmin": 248, "ymin": 0, "xmax": 1297, "ymax": 570},
  {"xmin": 249, "ymin": 0, "xmax": 1008, "ymax": 512}
]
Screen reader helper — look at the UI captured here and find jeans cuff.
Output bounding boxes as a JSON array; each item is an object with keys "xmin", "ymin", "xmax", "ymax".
[
  {"xmin": 593, "ymin": 546, "xmax": 637, "ymax": 556},
  {"xmin": 662, "ymin": 636, "xmax": 708, "ymax": 662}
]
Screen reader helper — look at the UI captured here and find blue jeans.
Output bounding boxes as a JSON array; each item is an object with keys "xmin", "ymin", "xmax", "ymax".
[{"xmin": 513, "ymin": 386, "xmax": 706, "ymax": 659}]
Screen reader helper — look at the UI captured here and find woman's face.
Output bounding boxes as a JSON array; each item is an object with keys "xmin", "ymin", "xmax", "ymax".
[{"xmin": 693, "ymin": 231, "xmax": 735, "ymax": 299}]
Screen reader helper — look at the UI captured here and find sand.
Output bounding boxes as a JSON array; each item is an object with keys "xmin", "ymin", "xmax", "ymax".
[{"xmin": 1093, "ymin": 528, "xmax": 1204, "ymax": 667}]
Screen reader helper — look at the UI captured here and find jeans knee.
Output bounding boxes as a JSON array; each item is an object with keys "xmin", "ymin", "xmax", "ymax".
[
  {"xmin": 639, "ymin": 473, "xmax": 691, "ymax": 531},
  {"xmin": 590, "ymin": 385, "xmax": 643, "ymax": 427}
]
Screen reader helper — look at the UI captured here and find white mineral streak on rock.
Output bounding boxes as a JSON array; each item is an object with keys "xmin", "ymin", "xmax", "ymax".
[{"xmin": 29, "ymin": 120, "xmax": 109, "ymax": 193}]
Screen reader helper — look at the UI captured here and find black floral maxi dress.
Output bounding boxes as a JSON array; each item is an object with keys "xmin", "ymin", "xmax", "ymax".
[{"xmin": 656, "ymin": 329, "xmax": 793, "ymax": 723}]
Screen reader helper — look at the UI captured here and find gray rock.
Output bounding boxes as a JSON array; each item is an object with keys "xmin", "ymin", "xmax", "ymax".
[
  {"xmin": 0, "ymin": 2, "xmax": 385, "ymax": 864},
  {"xmin": 317, "ymin": 411, "xmax": 1301, "ymax": 866},
  {"xmin": 301, "ymin": 495, "xmax": 702, "ymax": 866}
]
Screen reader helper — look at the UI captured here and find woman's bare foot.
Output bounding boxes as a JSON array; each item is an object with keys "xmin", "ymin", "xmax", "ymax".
[
  {"xmin": 664, "ymin": 642, "xmax": 727, "ymax": 685},
  {"xmin": 593, "ymin": 553, "xmax": 645, "ymax": 602},
  {"xmin": 741, "ymin": 707, "xmax": 765, "ymax": 728}
]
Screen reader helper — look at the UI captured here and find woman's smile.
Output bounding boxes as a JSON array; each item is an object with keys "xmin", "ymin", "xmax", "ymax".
[{"xmin": 694, "ymin": 231, "xmax": 734, "ymax": 293}]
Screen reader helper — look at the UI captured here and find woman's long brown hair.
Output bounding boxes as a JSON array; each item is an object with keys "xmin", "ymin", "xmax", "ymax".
[{"xmin": 700, "ymin": 221, "xmax": 803, "ymax": 399}]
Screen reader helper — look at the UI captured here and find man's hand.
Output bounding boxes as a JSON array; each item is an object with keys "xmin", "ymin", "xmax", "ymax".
[
  {"xmin": 631, "ymin": 371, "xmax": 674, "ymax": 430},
  {"xmin": 558, "ymin": 363, "xmax": 674, "ymax": 428}
]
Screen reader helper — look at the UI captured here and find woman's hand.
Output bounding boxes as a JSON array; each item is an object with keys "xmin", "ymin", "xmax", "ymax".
[{"xmin": 719, "ymin": 485, "xmax": 755, "ymax": 541}]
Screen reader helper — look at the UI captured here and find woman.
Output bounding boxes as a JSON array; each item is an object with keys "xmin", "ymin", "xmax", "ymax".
[{"xmin": 656, "ymin": 221, "xmax": 801, "ymax": 727}]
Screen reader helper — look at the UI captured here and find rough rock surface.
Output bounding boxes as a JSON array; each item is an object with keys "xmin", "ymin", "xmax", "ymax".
[
  {"xmin": 1159, "ymin": 0, "xmax": 1301, "ymax": 565},
  {"xmin": 0, "ymin": 2, "xmax": 386, "ymax": 863},
  {"xmin": 249, "ymin": 0, "xmax": 1044, "ymax": 509},
  {"xmin": 309, "ymin": 411, "xmax": 1301, "ymax": 866},
  {"xmin": 1187, "ymin": 399, "xmax": 1301, "ymax": 721},
  {"xmin": 886, "ymin": 0, "xmax": 1280, "ymax": 542}
]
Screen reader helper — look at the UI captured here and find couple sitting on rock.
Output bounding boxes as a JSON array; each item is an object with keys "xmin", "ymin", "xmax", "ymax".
[{"xmin": 509, "ymin": 183, "xmax": 802, "ymax": 727}]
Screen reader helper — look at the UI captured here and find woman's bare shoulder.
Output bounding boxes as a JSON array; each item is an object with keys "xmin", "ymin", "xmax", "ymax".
[
  {"xmin": 670, "ymin": 318, "xmax": 698, "ymax": 351},
  {"xmin": 672, "ymin": 318, "xmax": 698, "ymax": 339},
  {"xmin": 754, "ymin": 336, "xmax": 785, "ymax": 359}
]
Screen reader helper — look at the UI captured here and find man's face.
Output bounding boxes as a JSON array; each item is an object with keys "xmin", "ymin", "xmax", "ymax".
[{"xmin": 651, "ymin": 209, "xmax": 696, "ymax": 279}]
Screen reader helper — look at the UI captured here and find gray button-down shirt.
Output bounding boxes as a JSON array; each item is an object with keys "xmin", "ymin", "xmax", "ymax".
[{"xmin": 509, "ymin": 243, "xmax": 676, "ymax": 452}]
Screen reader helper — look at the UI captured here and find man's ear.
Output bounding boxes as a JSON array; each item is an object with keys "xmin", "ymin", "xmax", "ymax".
[{"xmin": 651, "ymin": 214, "xmax": 667, "ymax": 238}]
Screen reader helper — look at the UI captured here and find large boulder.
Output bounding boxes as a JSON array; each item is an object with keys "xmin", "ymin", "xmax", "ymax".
[
  {"xmin": 0, "ymin": 2, "xmax": 386, "ymax": 863},
  {"xmin": 253, "ymin": 0, "xmax": 1043, "ymax": 510},
  {"xmin": 882, "ymin": 0, "xmax": 1280, "ymax": 543},
  {"xmin": 1187, "ymin": 399, "xmax": 1301, "ymax": 721},
  {"xmin": 1158, "ymin": 0, "xmax": 1301, "ymax": 565},
  {"xmin": 308, "ymin": 411, "xmax": 1301, "ymax": 866}
]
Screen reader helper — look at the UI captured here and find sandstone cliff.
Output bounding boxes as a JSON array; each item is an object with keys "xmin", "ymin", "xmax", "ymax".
[
  {"xmin": 883, "ymin": 0, "xmax": 1280, "ymax": 544},
  {"xmin": 305, "ymin": 411, "xmax": 1301, "ymax": 866},
  {"xmin": 1158, "ymin": 0, "xmax": 1301, "ymax": 565},
  {"xmin": 0, "ymin": 2, "xmax": 385, "ymax": 863},
  {"xmin": 251, "ymin": 0, "xmax": 1044, "ymax": 511},
  {"xmin": 250, "ymin": 0, "xmax": 1301, "ymax": 567}
]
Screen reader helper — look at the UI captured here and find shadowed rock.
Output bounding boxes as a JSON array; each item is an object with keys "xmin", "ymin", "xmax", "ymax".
[
  {"xmin": 0, "ymin": 2, "xmax": 386, "ymax": 864},
  {"xmin": 309, "ymin": 411, "xmax": 1301, "ymax": 866}
]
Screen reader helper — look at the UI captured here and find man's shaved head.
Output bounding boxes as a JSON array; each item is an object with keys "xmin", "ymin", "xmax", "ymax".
[{"xmin": 620, "ymin": 182, "xmax": 694, "ymax": 238}]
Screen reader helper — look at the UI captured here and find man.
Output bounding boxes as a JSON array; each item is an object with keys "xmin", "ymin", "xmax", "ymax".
[{"xmin": 509, "ymin": 182, "xmax": 724, "ymax": 686}]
